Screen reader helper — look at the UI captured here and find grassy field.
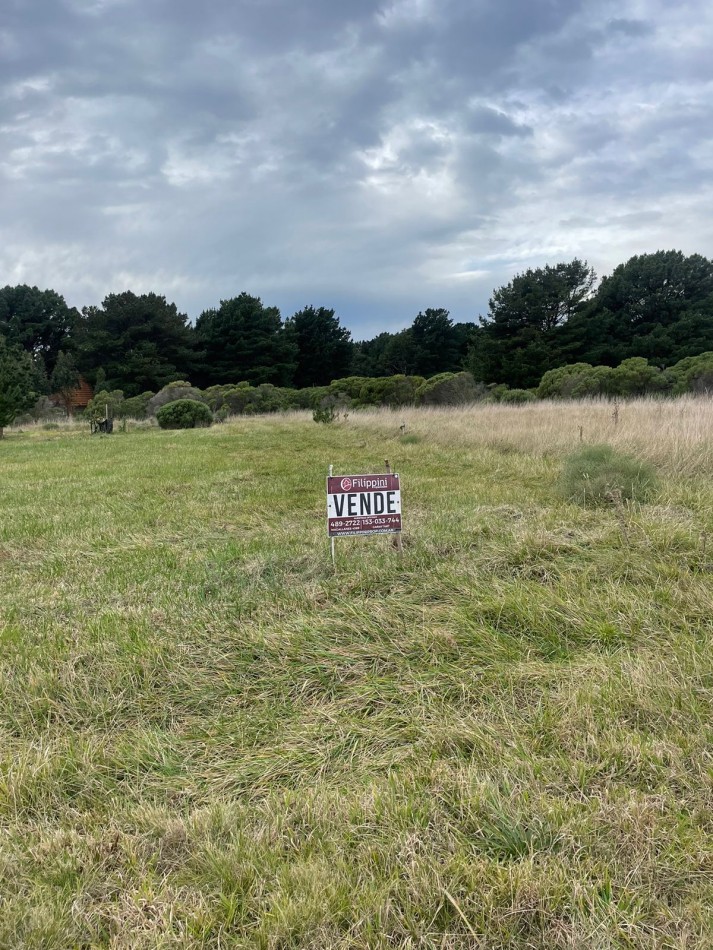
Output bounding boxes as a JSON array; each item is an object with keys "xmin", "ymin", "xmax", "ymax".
[{"xmin": 1, "ymin": 400, "xmax": 712, "ymax": 948}]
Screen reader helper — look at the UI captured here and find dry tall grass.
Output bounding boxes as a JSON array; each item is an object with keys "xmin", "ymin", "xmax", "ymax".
[
  {"xmin": 14, "ymin": 396, "xmax": 713, "ymax": 476},
  {"xmin": 350, "ymin": 396, "xmax": 713, "ymax": 475}
]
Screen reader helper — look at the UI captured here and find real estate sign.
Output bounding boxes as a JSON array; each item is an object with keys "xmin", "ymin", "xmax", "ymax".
[{"xmin": 327, "ymin": 473, "xmax": 402, "ymax": 537}]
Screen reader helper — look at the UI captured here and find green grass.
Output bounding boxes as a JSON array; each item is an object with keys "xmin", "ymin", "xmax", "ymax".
[
  {"xmin": 558, "ymin": 444, "xmax": 659, "ymax": 507},
  {"xmin": 1, "ymin": 414, "xmax": 713, "ymax": 948}
]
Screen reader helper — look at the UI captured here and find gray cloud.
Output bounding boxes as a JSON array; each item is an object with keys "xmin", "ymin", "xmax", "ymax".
[{"xmin": 1, "ymin": 0, "xmax": 712, "ymax": 335}]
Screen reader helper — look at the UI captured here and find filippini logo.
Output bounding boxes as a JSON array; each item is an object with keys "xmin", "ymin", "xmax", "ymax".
[{"xmin": 340, "ymin": 476, "xmax": 388, "ymax": 491}]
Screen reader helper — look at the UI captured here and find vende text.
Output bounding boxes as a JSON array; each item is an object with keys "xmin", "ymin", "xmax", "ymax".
[{"xmin": 330, "ymin": 491, "xmax": 399, "ymax": 517}]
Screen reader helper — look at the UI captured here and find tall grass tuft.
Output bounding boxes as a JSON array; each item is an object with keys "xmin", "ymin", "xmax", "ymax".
[{"xmin": 558, "ymin": 444, "xmax": 658, "ymax": 506}]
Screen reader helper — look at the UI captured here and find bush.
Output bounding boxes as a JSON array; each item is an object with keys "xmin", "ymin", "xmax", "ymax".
[
  {"xmin": 156, "ymin": 399, "xmax": 213, "ymax": 430},
  {"xmin": 558, "ymin": 444, "xmax": 658, "ymax": 507},
  {"xmin": 312, "ymin": 393, "xmax": 349, "ymax": 424},
  {"xmin": 86, "ymin": 389, "xmax": 125, "ymax": 421},
  {"xmin": 537, "ymin": 364, "xmax": 614, "ymax": 399},
  {"xmin": 416, "ymin": 372, "xmax": 485, "ymax": 406},
  {"xmin": 487, "ymin": 384, "xmax": 511, "ymax": 403},
  {"xmin": 356, "ymin": 375, "xmax": 424, "ymax": 408},
  {"xmin": 664, "ymin": 352, "xmax": 713, "ymax": 395},
  {"xmin": 119, "ymin": 391, "xmax": 154, "ymax": 419},
  {"xmin": 313, "ymin": 405, "xmax": 338, "ymax": 424},
  {"xmin": 203, "ymin": 382, "xmax": 294, "ymax": 416},
  {"xmin": 609, "ymin": 358, "xmax": 668, "ymax": 396},
  {"xmin": 30, "ymin": 396, "xmax": 60, "ymax": 421},
  {"xmin": 500, "ymin": 388, "xmax": 535, "ymax": 404},
  {"xmin": 283, "ymin": 387, "xmax": 328, "ymax": 410},
  {"xmin": 148, "ymin": 381, "xmax": 207, "ymax": 416},
  {"xmin": 326, "ymin": 376, "xmax": 372, "ymax": 402},
  {"xmin": 537, "ymin": 359, "xmax": 670, "ymax": 400}
]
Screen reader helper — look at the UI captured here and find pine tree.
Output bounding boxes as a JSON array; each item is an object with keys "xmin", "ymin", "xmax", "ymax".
[
  {"xmin": 0, "ymin": 337, "xmax": 38, "ymax": 438},
  {"xmin": 50, "ymin": 350, "xmax": 81, "ymax": 417}
]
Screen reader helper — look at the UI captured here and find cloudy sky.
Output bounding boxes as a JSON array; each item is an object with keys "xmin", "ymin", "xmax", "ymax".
[{"xmin": 2, "ymin": 0, "xmax": 712, "ymax": 338}]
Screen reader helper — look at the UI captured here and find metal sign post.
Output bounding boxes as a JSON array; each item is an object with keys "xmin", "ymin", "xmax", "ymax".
[{"xmin": 328, "ymin": 464, "xmax": 336, "ymax": 567}]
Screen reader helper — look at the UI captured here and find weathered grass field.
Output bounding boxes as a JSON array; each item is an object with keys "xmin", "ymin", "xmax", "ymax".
[{"xmin": 1, "ymin": 399, "xmax": 713, "ymax": 948}]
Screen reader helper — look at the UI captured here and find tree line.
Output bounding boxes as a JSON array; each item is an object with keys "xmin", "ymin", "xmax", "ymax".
[
  {"xmin": 469, "ymin": 251, "xmax": 713, "ymax": 388},
  {"xmin": 59, "ymin": 348, "xmax": 712, "ymax": 441},
  {"xmin": 1, "ymin": 248, "xmax": 713, "ymax": 432},
  {"xmin": 0, "ymin": 288, "xmax": 474, "ymax": 396}
]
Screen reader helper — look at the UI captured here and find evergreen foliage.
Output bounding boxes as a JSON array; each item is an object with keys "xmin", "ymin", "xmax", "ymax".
[
  {"xmin": 0, "ymin": 285, "xmax": 79, "ymax": 374},
  {"xmin": 664, "ymin": 352, "xmax": 713, "ymax": 395},
  {"xmin": 156, "ymin": 399, "xmax": 213, "ymax": 429},
  {"xmin": 470, "ymin": 259, "xmax": 596, "ymax": 387},
  {"xmin": 0, "ymin": 337, "xmax": 41, "ymax": 437},
  {"xmin": 354, "ymin": 375, "xmax": 425, "ymax": 407},
  {"xmin": 2, "ymin": 249, "xmax": 713, "ymax": 403},
  {"xmin": 286, "ymin": 306, "xmax": 352, "ymax": 387},
  {"xmin": 49, "ymin": 350, "xmax": 81, "ymax": 416},
  {"xmin": 411, "ymin": 309, "xmax": 460, "ymax": 376},
  {"xmin": 195, "ymin": 293, "xmax": 297, "ymax": 387},
  {"xmin": 75, "ymin": 292, "xmax": 196, "ymax": 395},
  {"xmin": 563, "ymin": 250, "xmax": 713, "ymax": 366},
  {"xmin": 499, "ymin": 387, "xmax": 535, "ymax": 404},
  {"xmin": 147, "ymin": 381, "xmax": 207, "ymax": 416},
  {"xmin": 86, "ymin": 389, "xmax": 126, "ymax": 422},
  {"xmin": 416, "ymin": 371, "xmax": 485, "ymax": 406},
  {"xmin": 120, "ymin": 391, "xmax": 154, "ymax": 419}
]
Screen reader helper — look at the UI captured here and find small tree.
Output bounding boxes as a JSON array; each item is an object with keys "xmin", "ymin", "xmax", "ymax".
[
  {"xmin": 0, "ymin": 338, "xmax": 38, "ymax": 438},
  {"xmin": 50, "ymin": 350, "xmax": 81, "ymax": 417},
  {"xmin": 86, "ymin": 389, "xmax": 125, "ymax": 422}
]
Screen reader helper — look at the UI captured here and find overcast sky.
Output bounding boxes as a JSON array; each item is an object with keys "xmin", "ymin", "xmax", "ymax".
[{"xmin": 2, "ymin": 0, "xmax": 712, "ymax": 338}]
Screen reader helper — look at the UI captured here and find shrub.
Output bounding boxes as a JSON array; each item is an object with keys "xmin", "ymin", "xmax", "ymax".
[
  {"xmin": 148, "ymin": 381, "xmax": 207, "ymax": 416},
  {"xmin": 86, "ymin": 389, "xmax": 125, "ymax": 422},
  {"xmin": 283, "ymin": 387, "xmax": 328, "ymax": 410},
  {"xmin": 327, "ymin": 376, "xmax": 372, "ymax": 402},
  {"xmin": 119, "ymin": 391, "xmax": 154, "ymax": 419},
  {"xmin": 313, "ymin": 405, "xmax": 337, "ymax": 424},
  {"xmin": 156, "ymin": 399, "xmax": 213, "ymax": 429},
  {"xmin": 537, "ymin": 363, "xmax": 612, "ymax": 399},
  {"xmin": 609, "ymin": 358, "xmax": 668, "ymax": 396},
  {"xmin": 203, "ymin": 382, "xmax": 294, "ymax": 416},
  {"xmin": 416, "ymin": 372, "xmax": 485, "ymax": 406},
  {"xmin": 500, "ymin": 388, "xmax": 535, "ymax": 404},
  {"xmin": 357, "ymin": 375, "xmax": 424, "ymax": 408},
  {"xmin": 30, "ymin": 396, "xmax": 60, "ymax": 421},
  {"xmin": 664, "ymin": 352, "xmax": 713, "ymax": 395},
  {"xmin": 313, "ymin": 393, "xmax": 349, "ymax": 424},
  {"xmin": 538, "ymin": 359, "xmax": 670, "ymax": 400},
  {"xmin": 558, "ymin": 444, "xmax": 658, "ymax": 507},
  {"xmin": 246, "ymin": 384, "xmax": 289, "ymax": 414},
  {"xmin": 487, "ymin": 384, "xmax": 511, "ymax": 403}
]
